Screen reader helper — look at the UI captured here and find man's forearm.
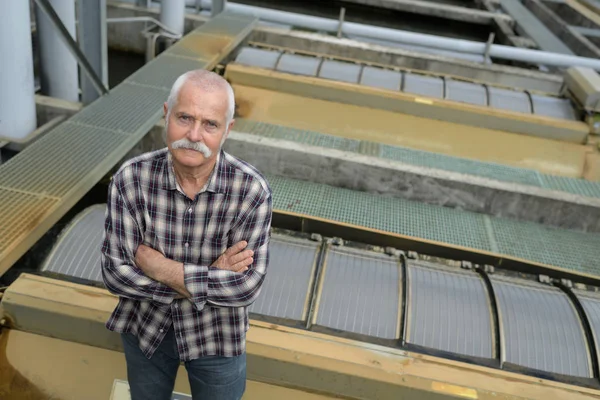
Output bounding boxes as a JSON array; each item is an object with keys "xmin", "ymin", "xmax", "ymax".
[{"xmin": 155, "ymin": 259, "xmax": 192, "ymax": 298}]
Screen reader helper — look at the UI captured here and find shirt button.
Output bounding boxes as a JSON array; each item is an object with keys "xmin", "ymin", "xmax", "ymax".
[
  {"xmin": 188, "ymin": 208, "xmax": 193, "ymax": 213},
  {"xmin": 159, "ymin": 329, "xmax": 164, "ymax": 333},
  {"xmin": 184, "ymin": 242, "xmax": 189, "ymax": 248},
  {"xmin": 174, "ymin": 303, "xmax": 179, "ymax": 308}
]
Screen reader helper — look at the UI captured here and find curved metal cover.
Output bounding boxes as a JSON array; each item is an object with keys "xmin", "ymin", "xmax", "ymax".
[
  {"xmin": 406, "ymin": 260, "xmax": 494, "ymax": 358},
  {"xmin": 491, "ymin": 277, "xmax": 592, "ymax": 377},
  {"xmin": 314, "ymin": 246, "xmax": 400, "ymax": 339},
  {"xmin": 360, "ymin": 67, "xmax": 402, "ymax": 91},
  {"xmin": 445, "ymin": 80, "xmax": 487, "ymax": 106},
  {"xmin": 248, "ymin": 235, "xmax": 319, "ymax": 321},
  {"xmin": 41, "ymin": 204, "xmax": 106, "ymax": 283},
  {"xmin": 318, "ymin": 60, "xmax": 361, "ymax": 84},
  {"xmin": 488, "ymin": 87, "xmax": 531, "ymax": 114},
  {"xmin": 234, "ymin": 47, "xmax": 281, "ymax": 70},
  {"xmin": 403, "ymin": 73, "xmax": 444, "ymax": 99},
  {"xmin": 574, "ymin": 290, "xmax": 600, "ymax": 366},
  {"xmin": 531, "ymin": 95, "xmax": 577, "ymax": 120},
  {"xmin": 276, "ymin": 54, "xmax": 321, "ymax": 77}
]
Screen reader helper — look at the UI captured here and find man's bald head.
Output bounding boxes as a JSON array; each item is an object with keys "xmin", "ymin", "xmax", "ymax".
[{"xmin": 166, "ymin": 70, "xmax": 235, "ymax": 125}]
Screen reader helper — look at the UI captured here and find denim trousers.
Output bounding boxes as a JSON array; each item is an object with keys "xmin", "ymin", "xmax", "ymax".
[{"xmin": 121, "ymin": 326, "xmax": 246, "ymax": 400}]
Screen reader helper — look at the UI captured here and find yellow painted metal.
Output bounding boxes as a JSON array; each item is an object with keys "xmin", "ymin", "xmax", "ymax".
[
  {"xmin": 230, "ymin": 83, "xmax": 588, "ymax": 178},
  {"xmin": 225, "ymin": 63, "xmax": 590, "ymax": 144},
  {"xmin": 0, "ymin": 329, "xmax": 339, "ymax": 400},
  {"xmin": 2, "ymin": 274, "xmax": 600, "ymax": 400}
]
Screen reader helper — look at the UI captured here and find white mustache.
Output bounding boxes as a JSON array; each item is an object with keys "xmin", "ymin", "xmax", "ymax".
[{"xmin": 171, "ymin": 138, "xmax": 212, "ymax": 158}]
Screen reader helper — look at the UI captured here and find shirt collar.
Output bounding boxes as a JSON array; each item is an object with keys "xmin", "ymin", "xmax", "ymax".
[{"xmin": 163, "ymin": 149, "xmax": 230, "ymax": 194}]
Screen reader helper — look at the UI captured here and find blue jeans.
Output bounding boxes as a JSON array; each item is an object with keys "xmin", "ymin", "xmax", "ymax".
[{"xmin": 121, "ymin": 326, "xmax": 246, "ymax": 400}]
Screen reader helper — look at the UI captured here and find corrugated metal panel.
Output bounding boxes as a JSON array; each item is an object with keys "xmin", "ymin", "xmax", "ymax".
[
  {"xmin": 488, "ymin": 87, "xmax": 531, "ymax": 114},
  {"xmin": 318, "ymin": 60, "xmax": 361, "ymax": 84},
  {"xmin": 314, "ymin": 246, "xmax": 400, "ymax": 339},
  {"xmin": 276, "ymin": 54, "xmax": 321, "ymax": 76},
  {"xmin": 403, "ymin": 73, "xmax": 444, "ymax": 98},
  {"xmin": 406, "ymin": 260, "xmax": 494, "ymax": 358},
  {"xmin": 445, "ymin": 80, "xmax": 487, "ymax": 106},
  {"xmin": 234, "ymin": 47, "xmax": 281, "ymax": 70},
  {"xmin": 125, "ymin": 54, "xmax": 211, "ymax": 90},
  {"xmin": 249, "ymin": 235, "xmax": 319, "ymax": 321},
  {"xmin": 41, "ymin": 205, "xmax": 105, "ymax": 283},
  {"xmin": 531, "ymin": 95, "xmax": 577, "ymax": 120},
  {"xmin": 360, "ymin": 66, "xmax": 402, "ymax": 91},
  {"xmin": 491, "ymin": 276, "xmax": 592, "ymax": 377}
]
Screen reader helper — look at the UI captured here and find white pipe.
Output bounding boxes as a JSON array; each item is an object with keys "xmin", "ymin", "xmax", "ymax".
[
  {"xmin": 0, "ymin": 0, "xmax": 37, "ymax": 141},
  {"xmin": 35, "ymin": 0, "xmax": 79, "ymax": 102},
  {"xmin": 160, "ymin": 0, "xmax": 186, "ymax": 35},
  {"xmin": 200, "ymin": 0, "xmax": 600, "ymax": 70}
]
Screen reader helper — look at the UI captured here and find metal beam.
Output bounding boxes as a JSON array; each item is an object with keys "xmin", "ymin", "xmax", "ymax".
[
  {"xmin": 571, "ymin": 25, "xmax": 600, "ymax": 38},
  {"xmin": 212, "ymin": 0, "xmax": 227, "ymax": 16},
  {"xmin": 77, "ymin": 0, "xmax": 109, "ymax": 104},
  {"xmin": 34, "ymin": 0, "xmax": 109, "ymax": 96},
  {"xmin": 500, "ymin": 0, "xmax": 574, "ymax": 54},
  {"xmin": 341, "ymin": 0, "xmax": 513, "ymax": 25}
]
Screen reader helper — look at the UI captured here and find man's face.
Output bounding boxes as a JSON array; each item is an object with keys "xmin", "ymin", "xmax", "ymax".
[{"xmin": 164, "ymin": 83, "xmax": 232, "ymax": 170}]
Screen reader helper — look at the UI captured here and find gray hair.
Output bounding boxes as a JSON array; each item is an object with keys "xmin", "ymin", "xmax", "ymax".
[{"xmin": 165, "ymin": 69, "xmax": 235, "ymax": 125}]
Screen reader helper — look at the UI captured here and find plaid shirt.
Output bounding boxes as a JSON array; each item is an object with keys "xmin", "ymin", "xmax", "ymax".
[{"xmin": 101, "ymin": 147, "xmax": 272, "ymax": 361}]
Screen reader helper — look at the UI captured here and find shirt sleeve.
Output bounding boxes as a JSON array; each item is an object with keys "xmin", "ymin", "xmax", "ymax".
[
  {"xmin": 100, "ymin": 176, "xmax": 179, "ymax": 305},
  {"xmin": 184, "ymin": 189, "xmax": 273, "ymax": 310}
]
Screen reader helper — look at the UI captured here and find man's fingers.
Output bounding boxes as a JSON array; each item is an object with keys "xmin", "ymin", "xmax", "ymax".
[
  {"xmin": 223, "ymin": 240, "xmax": 247, "ymax": 257},
  {"xmin": 231, "ymin": 257, "xmax": 253, "ymax": 272},
  {"xmin": 229, "ymin": 249, "xmax": 254, "ymax": 265}
]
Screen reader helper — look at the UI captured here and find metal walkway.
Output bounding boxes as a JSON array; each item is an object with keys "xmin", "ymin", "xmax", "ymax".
[{"xmin": 0, "ymin": 12, "xmax": 257, "ymax": 277}]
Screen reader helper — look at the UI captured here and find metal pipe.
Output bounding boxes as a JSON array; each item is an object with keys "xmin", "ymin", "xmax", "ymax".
[
  {"xmin": 35, "ymin": 0, "xmax": 79, "ymax": 102},
  {"xmin": 212, "ymin": 0, "xmax": 227, "ymax": 16},
  {"xmin": 160, "ymin": 0, "xmax": 186, "ymax": 36},
  {"xmin": 199, "ymin": 0, "xmax": 600, "ymax": 70},
  {"xmin": 0, "ymin": 0, "xmax": 37, "ymax": 141}
]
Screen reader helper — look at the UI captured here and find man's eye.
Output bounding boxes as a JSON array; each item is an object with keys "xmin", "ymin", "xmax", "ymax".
[{"xmin": 179, "ymin": 115, "xmax": 191, "ymax": 122}]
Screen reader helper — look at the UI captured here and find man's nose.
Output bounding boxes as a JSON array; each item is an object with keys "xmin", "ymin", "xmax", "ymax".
[{"xmin": 187, "ymin": 122, "xmax": 204, "ymax": 142}]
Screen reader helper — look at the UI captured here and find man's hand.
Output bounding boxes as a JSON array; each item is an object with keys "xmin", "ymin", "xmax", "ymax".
[{"xmin": 212, "ymin": 241, "xmax": 254, "ymax": 273}]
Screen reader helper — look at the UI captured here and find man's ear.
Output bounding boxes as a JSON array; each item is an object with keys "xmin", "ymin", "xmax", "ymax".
[{"xmin": 163, "ymin": 102, "xmax": 168, "ymax": 119}]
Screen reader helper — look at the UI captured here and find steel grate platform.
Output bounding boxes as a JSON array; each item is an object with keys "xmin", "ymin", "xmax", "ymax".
[
  {"xmin": 233, "ymin": 119, "xmax": 600, "ymax": 197},
  {"xmin": 0, "ymin": 12, "xmax": 258, "ymax": 276}
]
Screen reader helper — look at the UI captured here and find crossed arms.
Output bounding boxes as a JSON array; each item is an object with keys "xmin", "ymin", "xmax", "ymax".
[{"xmin": 100, "ymin": 178, "xmax": 272, "ymax": 310}]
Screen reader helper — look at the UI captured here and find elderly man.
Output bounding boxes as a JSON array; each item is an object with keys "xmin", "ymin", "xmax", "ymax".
[{"xmin": 101, "ymin": 69, "xmax": 272, "ymax": 400}]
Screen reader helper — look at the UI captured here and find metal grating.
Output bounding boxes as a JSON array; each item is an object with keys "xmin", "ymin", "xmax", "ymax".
[
  {"xmin": 125, "ymin": 55, "xmax": 211, "ymax": 90},
  {"xmin": 490, "ymin": 217, "xmax": 600, "ymax": 275},
  {"xmin": 71, "ymin": 83, "xmax": 168, "ymax": 133},
  {"xmin": 276, "ymin": 54, "xmax": 321, "ymax": 76},
  {"xmin": 0, "ymin": 189, "xmax": 58, "ymax": 255},
  {"xmin": 248, "ymin": 235, "xmax": 319, "ymax": 321},
  {"xmin": 406, "ymin": 260, "xmax": 494, "ymax": 358},
  {"xmin": 0, "ymin": 123, "xmax": 130, "ymax": 197},
  {"xmin": 269, "ymin": 176, "xmax": 492, "ymax": 251},
  {"xmin": 235, "ymin": 47, "xmax": 281, "ymax": 70},
  {"xmin": 233, "ymin": 119, "xmax": 360, "ymax": 152},
  {"xmin": 360, "ymin": 66, "xmax": 402, "ymax": 91},
  {"xmin": 403, "ymin": 73, "xmax": 444, "ymax": 98},
  {"xmin": 0, "ymin": 12, "xmax": 258, "ymax": 276},
  {"xmin": 539, "ymin": 174, "xmax": 600, "ymax": 198},
  {"xmin": 318, "ymin": 60, "xmax": 361, "ymax": 84},
  {"xmin": 491, "ymin": 276, "xmax": 592, "ymax": 377},
  {"xmin": 488, "ymin": 87, "xmax": 531, "ymax": 114},
  {"xmin": 314, "ymin": 246, "xmax": 400, "ymax": 339},
  {"xmin": 41, "ymin": 205, "xmax": 106, "ymax": 283},
  {"xmin": 445, "ymin": 80, "xmax": 487, "ymax": 106},
  {"xmin": 531, "ymin": 95, "xmax": 577, "ymax": 120}
]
